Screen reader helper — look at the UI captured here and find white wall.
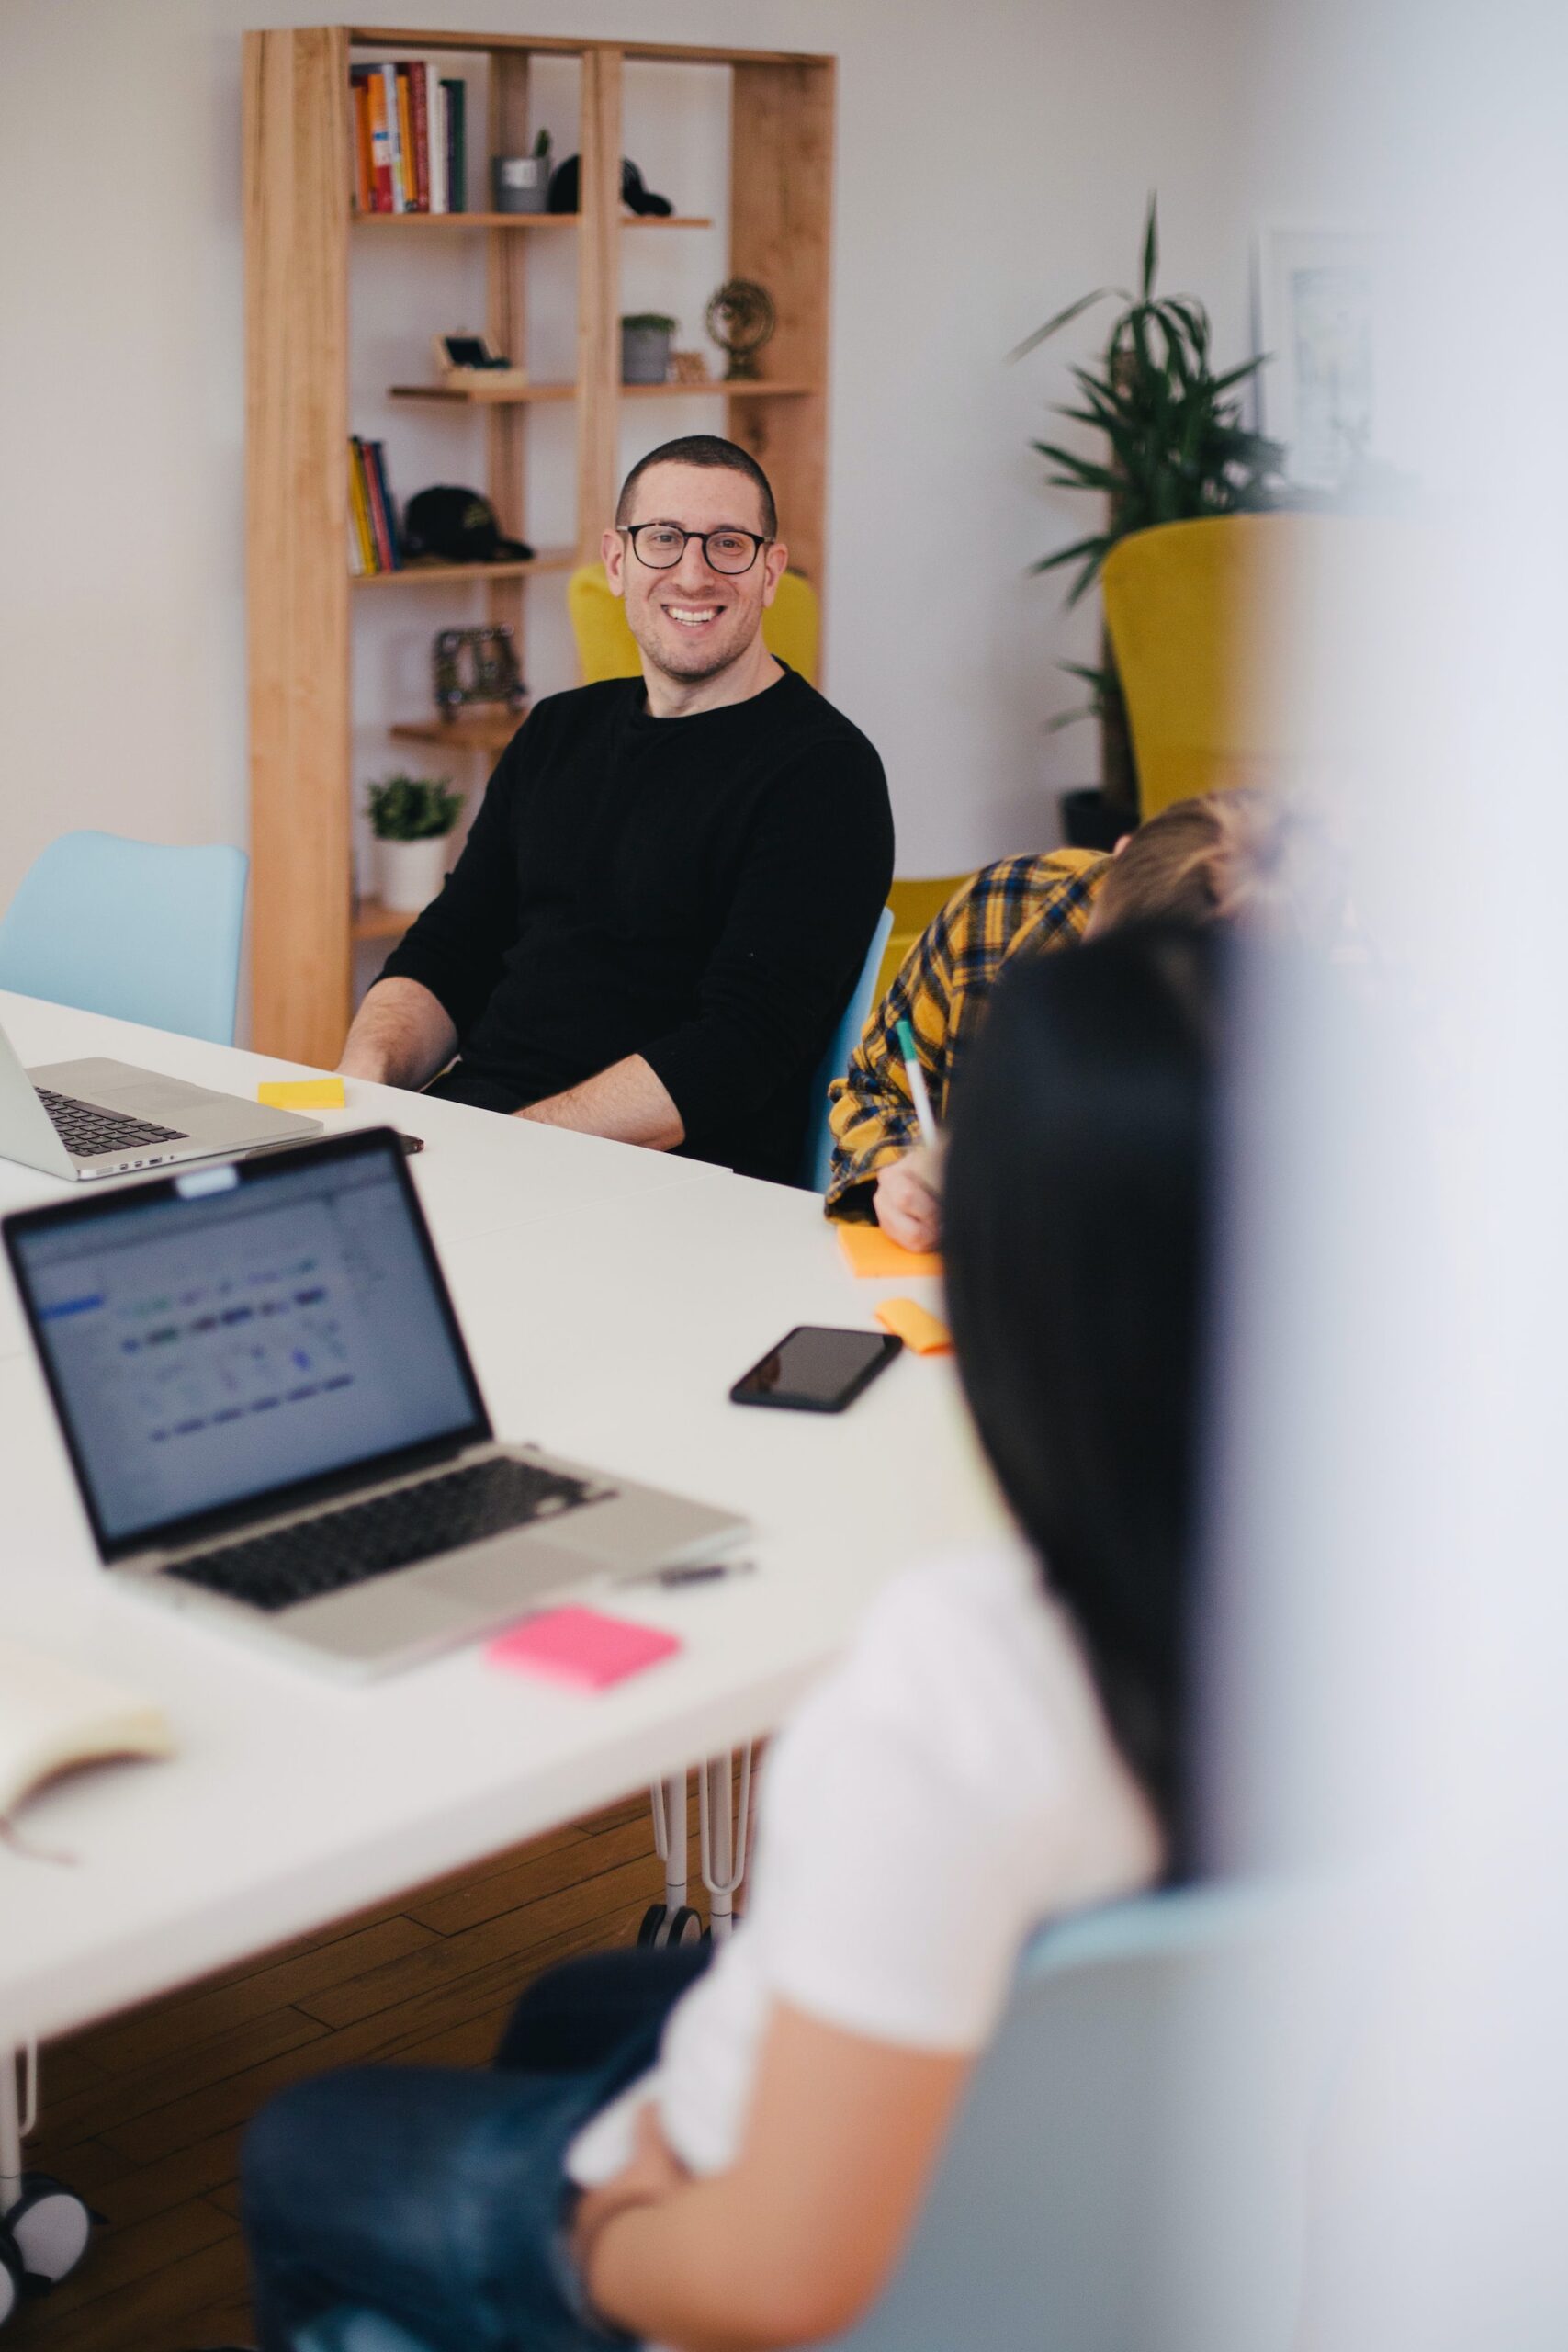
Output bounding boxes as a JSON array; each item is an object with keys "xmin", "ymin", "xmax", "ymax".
[{"xmin": 0, "ymin": 0, "xmax": 1281, "ymax": 915}]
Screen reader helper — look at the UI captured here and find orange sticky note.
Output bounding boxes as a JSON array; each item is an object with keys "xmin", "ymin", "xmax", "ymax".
[
  {"xmin": 875, "ymin": 1297, "xmax": 953, "ymax": 1355},
  {"xmin": 837, "ymin": 1224, "xmax": 943, "ymax": 1280},
  {"xmin": 257, "ymin": 1078, "xmax": 346, "ymax": 1110}
]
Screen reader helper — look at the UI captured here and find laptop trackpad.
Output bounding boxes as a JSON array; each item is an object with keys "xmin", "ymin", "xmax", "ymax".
[{"xmin": 426, "ymin": 1537, "xmax": 593, "ymax": 1612}]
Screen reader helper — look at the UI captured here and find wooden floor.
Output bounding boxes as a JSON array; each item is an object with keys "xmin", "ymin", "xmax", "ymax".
[{"xmin": 11, "ymin": 1786, "xmax": 699, "ymax": 2351}]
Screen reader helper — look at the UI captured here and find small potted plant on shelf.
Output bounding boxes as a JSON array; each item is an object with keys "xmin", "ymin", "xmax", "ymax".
[
  {"xmin": 621, "ymin": 312, "xmax": 678, "ymax": 385},
  {"xmin": 492, "ymin": 127, "xmax": 552, "ymax": 215},
  {"xmin": 367, "ymin": 774, "xmax": 463, "ymax": 914}
]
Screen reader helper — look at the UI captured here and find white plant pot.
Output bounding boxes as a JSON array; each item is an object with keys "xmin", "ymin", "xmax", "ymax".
[{"xmin": 375, "ymin": 833, "xmax": 451, "ymax": 914}]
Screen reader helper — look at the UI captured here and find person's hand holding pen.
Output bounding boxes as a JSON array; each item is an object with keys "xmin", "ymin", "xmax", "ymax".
[
  {"xmin": 874, "ymin": 1021, "xmax": 944, "ymax": 1252},
  {"xmin": 874, "ymin": 1147, "xmax": 944, "ymax": 1251}
]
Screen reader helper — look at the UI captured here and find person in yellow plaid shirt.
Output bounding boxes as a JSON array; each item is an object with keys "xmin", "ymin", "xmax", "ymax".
[
  {"xmin": 826, "ymin": 793, "xmax": 1281, "ymax": 1241},
  {"xmin": 824, "ymin": 848, "xmax": 1108, "ymax": 1227}
]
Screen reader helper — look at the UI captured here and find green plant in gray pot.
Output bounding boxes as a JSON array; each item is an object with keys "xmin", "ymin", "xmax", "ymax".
[
  {"xmin": 367, "ymin": 774, "xmax": 463, "ymax": 913},
  {"xmin": 493, "ymin": 127, "xmax": 552, "ymax": 214},
  {"xmin": 622, "ymin": 312, "xmax": 678, "ymax": 386},
  {"xmin": 1013, "ymin": 198, "xmax": 1285, "ymax": 817}
]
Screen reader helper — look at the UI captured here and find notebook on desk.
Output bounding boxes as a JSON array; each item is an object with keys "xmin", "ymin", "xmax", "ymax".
[{"xmin": 3, "ymin": 1127, "xmax": 748, "ymax": 1679}]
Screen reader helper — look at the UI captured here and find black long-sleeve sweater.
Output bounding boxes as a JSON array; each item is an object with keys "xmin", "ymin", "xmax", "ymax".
[{"xmin": 379, "ymin": 667, "xmax": 894, "ymax": 1184}]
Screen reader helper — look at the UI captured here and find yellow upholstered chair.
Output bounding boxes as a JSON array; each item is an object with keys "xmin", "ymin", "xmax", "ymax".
[
  {"xmin": 879, "ymin": 874, "xmax": 972, "ymax": 997},
  {"xmin": 1101, "ymin": 514, "xmax": 1378, "ymax": 820},
  {"xmin": 568, "ymin": 563, "xmax": 820, "ymax": 686}
]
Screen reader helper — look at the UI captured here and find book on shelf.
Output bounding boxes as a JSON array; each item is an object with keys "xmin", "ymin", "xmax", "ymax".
[
  {"xmin": 443, "ymin": 78, "xmax": 467, "ymax": 213},
  {"xmin": 409, "ymin": 64, "xmax": 430, "ymax": 210},
  {"xmin": 395, "ymin": 66, "xmax": 415, "ymax": 208},
  {"xmin": 348, "ymin": 437, "xmax": 402, "ymax": 574},
  {"xmin": 429, "ymin": 76, "xmax": 447, "ymax": 213},
  {"xmin": 351, "ymin": 58, "xmax": 466, "ymax": 214}
]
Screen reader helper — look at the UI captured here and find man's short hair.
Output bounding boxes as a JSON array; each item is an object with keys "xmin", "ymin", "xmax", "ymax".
[{"xmin": 615, "ymin": 435, "xmax": 777, "ymax": 539}]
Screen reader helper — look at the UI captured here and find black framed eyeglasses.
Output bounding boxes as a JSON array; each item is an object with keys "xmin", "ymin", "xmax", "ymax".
[{"xmin": 621, "ymin": 522, "xmax": 773, "ymax": 576}]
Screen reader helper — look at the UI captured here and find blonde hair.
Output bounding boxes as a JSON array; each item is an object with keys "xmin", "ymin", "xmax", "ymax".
[{"xmin": 1092, "ymin": 789, "xmax": 1333, "ymax": 940}]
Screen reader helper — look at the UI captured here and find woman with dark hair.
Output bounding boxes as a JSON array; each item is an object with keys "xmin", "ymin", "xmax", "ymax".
[
  {"xmin": 945, "ymin": 922, "xmax": 1214, "ymax": 1851},
  {"xmin": 235, "ymin": 924, "xmax": 1218, "ymax": 2352}
]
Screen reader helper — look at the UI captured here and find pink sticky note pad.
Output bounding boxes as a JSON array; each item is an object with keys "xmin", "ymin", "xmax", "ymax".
[{"xmin": 488, "ymin": 1606, "xmax": 682, "ymax": 1691}]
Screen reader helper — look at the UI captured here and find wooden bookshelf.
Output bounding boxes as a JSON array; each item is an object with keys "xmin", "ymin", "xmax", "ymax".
[
  {"xmin": 354, "ymin": 211, "xmax": 714, "ymax": 230},
  {"xmin": 245, "ymin": 28, "xmax": 835, "ymax": 1067},
  {"xmin": 623, "ymin": 380, "xmax": 818, "ymax": 400},
  {"xmin": 389, "ymin": 381, "xmax": 578, "ymax": 403},
  {"xmin": 389, "ymin": 711, "xmax": 526, "ymax": 752},
  {"xmin": 352, "ymin": 548, "xmax": 576, "ymax": 586},
  {"xmin": 352, "ymin": 898, "xmax": 420, "ymax": 943},
  {"xmin": 389, "ymin": 380, "xmax": 816, "ymax": 405}
]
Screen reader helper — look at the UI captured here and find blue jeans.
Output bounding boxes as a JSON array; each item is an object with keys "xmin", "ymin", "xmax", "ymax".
[{"xmin": 243, "ymin": 1945, "xmax": 711, "ymax": 2352}]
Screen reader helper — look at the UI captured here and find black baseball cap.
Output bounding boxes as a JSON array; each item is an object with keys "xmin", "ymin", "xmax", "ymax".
[
  {"xmin": 547, "ymin": 154, "xmax": 674, "ymax": 217},
  {"xmin": 402, "ymin": 488, "xmax": 534, "ymax": 565}
]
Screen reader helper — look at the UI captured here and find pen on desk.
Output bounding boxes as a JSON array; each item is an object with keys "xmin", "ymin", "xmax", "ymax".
[
  {"xmin": 895, "ymin": 1020, "xmax": 940, "ymax": 1152},
  {"xmin": 619, "ymin": 1557, "xmax": 757, "ymax": 1590}
]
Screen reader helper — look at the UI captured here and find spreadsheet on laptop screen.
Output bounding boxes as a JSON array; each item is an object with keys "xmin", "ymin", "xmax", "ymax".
[{"xmin": 11, "ymin": 1151, "xmax": 481, "ymax": 1546}]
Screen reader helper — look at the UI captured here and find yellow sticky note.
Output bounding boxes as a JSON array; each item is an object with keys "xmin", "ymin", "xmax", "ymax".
[
  {"xmin": 838, "ymin": 1224, "xmax": 943, "ymax": 1281},
  {"xmin": 257, "ymin": 1078, "xmax": 346, "ymax": 1111},
  {"xmin": 875, "ymin": 1297, "xmax": 953, "ymax": 1355}
]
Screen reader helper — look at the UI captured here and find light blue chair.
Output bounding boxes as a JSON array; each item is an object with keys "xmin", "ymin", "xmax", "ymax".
[
  {"xmin": 800, "ymin": 906, "xmax": 893, "ymax": 1193},
  {"xmin": 292, "ymin": 1883, "xmax": 1326, "ymax": 2352},
  {"xmin": 0, "ymin": 830, "xmax": 249, "ymax": 1046}
]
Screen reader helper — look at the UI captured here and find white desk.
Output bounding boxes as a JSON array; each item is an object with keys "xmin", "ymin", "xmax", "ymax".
[{"xmin": 0, "ymin": 999, "xmax": 1000, "ymax": 2052}]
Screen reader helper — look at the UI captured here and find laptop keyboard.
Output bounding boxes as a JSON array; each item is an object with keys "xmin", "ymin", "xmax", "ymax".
[
  {"xmin": 165, "ymin": 1455, "xmax": 613, "ymax": 1613},
  {"xmin": 37, "ymin": 1087, "xmax": 189, "ymax": 1158}
]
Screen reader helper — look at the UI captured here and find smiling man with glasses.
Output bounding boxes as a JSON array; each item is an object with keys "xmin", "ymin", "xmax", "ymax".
[{"xmin": 340, "ymin": 436, "xmax": 893, "ymax": 1184}]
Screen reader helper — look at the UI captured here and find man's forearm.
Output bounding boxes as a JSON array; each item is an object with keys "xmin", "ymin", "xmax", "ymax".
[
  {"xmin": 516, "ymin": 1054, "xmax": 684, "ymax": 1150},
  {"xmin": 337, "ymin": 977, "xmax": 458, "ymax": 1091}
]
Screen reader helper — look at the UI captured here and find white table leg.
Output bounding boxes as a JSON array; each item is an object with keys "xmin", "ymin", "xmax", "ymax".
[
  {"xmin": 699, "ymin": 1747, "xmax": 753, "ymax": 1944},
  {"xmin": 649, "ymin": 1771, "xmax": 689, "ymax": 1915},
  {"xmin": 0, "ymin": 2045, "xmax": 34, "ymax": 2218}
]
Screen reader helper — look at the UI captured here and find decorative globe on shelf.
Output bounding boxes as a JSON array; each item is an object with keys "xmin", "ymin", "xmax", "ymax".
[{"xmin": 705, "ymin": 279, "xmax": 776, "ymax": 381}]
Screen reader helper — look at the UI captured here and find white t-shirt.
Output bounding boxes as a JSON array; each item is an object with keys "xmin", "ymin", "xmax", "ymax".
[{"xmin": 566, "ymin": 1540, "xmax": 1162, "ymax": 2187}]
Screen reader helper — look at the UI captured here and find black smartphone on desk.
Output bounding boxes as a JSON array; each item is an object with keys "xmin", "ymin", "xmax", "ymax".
[{"xmin": 730, "ymin": 1325, "xmax": 902, "ymax": 1414}]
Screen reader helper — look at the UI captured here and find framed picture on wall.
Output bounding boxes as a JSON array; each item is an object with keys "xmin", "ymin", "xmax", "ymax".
[{"xmin": 1254, "ymin": 226, "xmax": 1379, "ymax": 494}]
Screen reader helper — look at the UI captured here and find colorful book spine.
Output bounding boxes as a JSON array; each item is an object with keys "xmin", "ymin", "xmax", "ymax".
[
  {"xmin": 347, "ymin": 438, "xmax": 378, "ymax": 574},
  {"xmin": 367, "ymin": 68, "xmax": 393, "ymax": 212},
  {"xmin": 394, "ymin": 66, "xmax": 417, "ymax": 210},
  {"xmin": 349, "ymin": 68, "xmax": 375, "ymax": 214},
  {"xmin": 442, "ymin": 78, "xmax": 466, "ymax": 213},
  {"xmin": 409, "ymin": 62, "xmax": 431, "ymax": 213},
  {"xmin": 429, "ymin": 76, "xmax": 447, "ymax": 213},
  {"xmin": 367, "ymin": 442, "xmax": 401, "ymax": 571},
  {"xmin": 381, "ymin": 62, "xmax": 405, "ymax": 213},
  {"xmin": 361, "ymin": 439, "xmax": 389, "ymax": 571}
]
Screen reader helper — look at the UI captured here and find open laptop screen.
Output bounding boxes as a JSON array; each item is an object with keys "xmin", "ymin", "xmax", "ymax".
[{"xmin": 5, "ymin": 1130, "xmax": 490, "ymax": 1559}]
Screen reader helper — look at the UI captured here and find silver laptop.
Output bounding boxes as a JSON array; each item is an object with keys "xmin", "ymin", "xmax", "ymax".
[
  {"xmin": 3, "ymin": 1127, "xmax": 748, "ymax": 1678},
  {"xmin": 0, "ymin": 1013, "xmax": 322, "ymax": 1182}
]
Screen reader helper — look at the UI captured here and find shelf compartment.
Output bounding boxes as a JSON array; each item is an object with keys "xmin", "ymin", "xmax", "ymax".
[
  {"xmin": 389, "ymin": 712, "xmax": 526, "ymax": 753},
  {"xmin": 352, "ymin": 548, "xmax": 576, "ymax": 587},
  {"xmin": 622, "ymin": 380, "xmax": 818, "ymax": 399},
  {"xmin": 389, "ymin": 381, "xmax": 576, "ymax": 403},
  {"xmin": 352, "ymin": 898, "xmax": 417, "ymax": 943},
  {"xmin": 354, "ymin": 211, "xmax": 713, "ymax": 230},
  {"xmin": 356, "ymin": 209, "xmax": 577, "ymax": 229}
]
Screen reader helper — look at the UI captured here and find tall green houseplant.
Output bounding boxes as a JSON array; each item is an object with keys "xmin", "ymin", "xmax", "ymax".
[{"xmin": 1015, "ymin": 198, "xmax": 1284, "ymax": 817}]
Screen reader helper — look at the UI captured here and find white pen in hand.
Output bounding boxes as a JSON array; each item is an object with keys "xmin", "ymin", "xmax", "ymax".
[{"xmin": 895, "ymin": 1019, "xmax": 940, "ymax": 1150}]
